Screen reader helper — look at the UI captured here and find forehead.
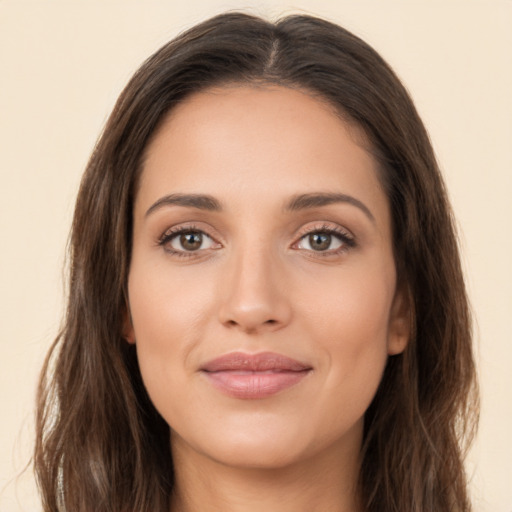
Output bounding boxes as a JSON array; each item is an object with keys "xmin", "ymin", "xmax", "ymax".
[{"xmin": 137, "ymin": 85, "xmax": 387, "ymax": 220}]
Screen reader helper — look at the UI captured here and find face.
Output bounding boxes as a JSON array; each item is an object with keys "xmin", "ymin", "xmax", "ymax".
[{"xmin": 126, "ymin": 85, "xmax": 409, "ymax": 470}]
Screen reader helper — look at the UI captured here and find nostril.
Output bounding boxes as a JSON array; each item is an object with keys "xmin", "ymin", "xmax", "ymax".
[{"xmin": 223, "ymin": 317, "xmax": 279, "ymax": 331}]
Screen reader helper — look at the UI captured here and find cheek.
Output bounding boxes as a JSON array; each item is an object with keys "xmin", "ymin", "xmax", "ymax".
[
  {"xmin": 126, "ymin": 264, "xmax": 211, "ymax": 413},
  {"xmin": 128, "ymin": 258, "xmax": 213, "ymax": 343},
  {"xmin": 302, "ymin": 258, "xmax": 395, "ymax": 349},
  {"xmin": 301, "ymin": 265, "xmax": 394, "ymax": 407}
]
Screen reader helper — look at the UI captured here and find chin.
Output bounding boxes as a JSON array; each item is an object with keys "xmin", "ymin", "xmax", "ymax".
[
  {"xmin": 203, "ymin": 436, "xmax": 310, "ymax": 470},
  {"xmin": 172, "ymin": 411, "xmax": 361, "ymax": 471}
]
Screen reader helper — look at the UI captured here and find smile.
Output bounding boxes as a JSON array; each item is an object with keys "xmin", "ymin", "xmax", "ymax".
[{"xmin": 200, "ymin": 351, "xmax": 312, "ymax": 399}]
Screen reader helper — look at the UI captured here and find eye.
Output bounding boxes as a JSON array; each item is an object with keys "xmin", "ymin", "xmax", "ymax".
[
  {"xmin": 171, "ymin": 231, "xmax": 214, "ymax": 251},
  {"xmin": 159, "ymin": 227, "xmax": 219, "ymax": 255},
  {"xmin": 299, "ymin": 232, "xmax": 342, "ymax": 251},
  {"xmin": 294, "ymin": 225, "xmax": 355, "ymax": 254}
]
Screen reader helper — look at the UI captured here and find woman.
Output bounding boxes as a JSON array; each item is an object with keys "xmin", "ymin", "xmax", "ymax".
[{"xmin": 34, "ymin": 11, "xmax": 478, "ymax": 512}]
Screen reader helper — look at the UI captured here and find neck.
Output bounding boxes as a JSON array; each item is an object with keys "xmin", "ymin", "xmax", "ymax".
[{"xmin": 170, "ymin": 431, "xmax": 363, "ymax": 512}]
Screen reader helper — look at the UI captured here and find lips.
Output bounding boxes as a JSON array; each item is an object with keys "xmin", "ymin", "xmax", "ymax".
[{"xmin": 200, "ymin": 351, "xmax": 312, "ymax": 399}]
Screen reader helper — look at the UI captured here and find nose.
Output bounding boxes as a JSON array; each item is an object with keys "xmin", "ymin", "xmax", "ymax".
[{"xmin": 217, "ymin": 244, "xmax": 292, "ymax": 334}]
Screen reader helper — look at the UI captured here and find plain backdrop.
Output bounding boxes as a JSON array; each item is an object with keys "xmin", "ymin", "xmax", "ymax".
[{"xmin": 1, "ymin": 1, "xmax": 511, "ymax": 511}]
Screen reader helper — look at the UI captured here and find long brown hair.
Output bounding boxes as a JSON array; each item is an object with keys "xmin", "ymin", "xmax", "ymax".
[{"xmin": 35, "ymin": 12, "xmax": 478, "ymax": 511}]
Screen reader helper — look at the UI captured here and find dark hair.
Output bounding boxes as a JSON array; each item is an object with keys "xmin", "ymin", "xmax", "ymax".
[{"xmin": 35, "ymin": 11, "xmax": 478, "ymax": 512}]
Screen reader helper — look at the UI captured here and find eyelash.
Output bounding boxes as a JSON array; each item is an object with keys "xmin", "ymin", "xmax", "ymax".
[
  {"xmin": 157, "ymin": 223, "xmax": 356, "ymax": 258},
  {"xmin": 158, "ymin": 224, "xmax": 215, "ymax": 258},
  {"xmin": 295, "ymin": 223, "xmax": 356, "ymax": 257}
]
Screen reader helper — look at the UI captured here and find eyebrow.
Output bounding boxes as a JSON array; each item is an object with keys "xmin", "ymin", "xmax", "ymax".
[
  {"xmin": 285, "ymin": 192, "xmax": 375, "ymax": 222},
  {"xmin": 145, "ymin": 191, "xmax": 374, "ymax": 222},
  {"xmin": 145, "ymin": 193, "xmax": 222, "ymax": 217}
]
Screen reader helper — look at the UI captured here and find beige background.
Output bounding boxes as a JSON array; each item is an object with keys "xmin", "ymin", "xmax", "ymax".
[{"xmin": 1, "ymin": 1, "xmax": 510, "ymax": 511}]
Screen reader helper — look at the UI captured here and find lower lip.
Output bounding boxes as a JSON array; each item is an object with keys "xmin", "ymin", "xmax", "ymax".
[{"xmin": 202, "ymin": 370, "xmax": 310, "ymax": 399}]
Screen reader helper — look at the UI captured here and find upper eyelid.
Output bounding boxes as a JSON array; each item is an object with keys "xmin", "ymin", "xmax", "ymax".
[
  {"xmin": 294, "ymin": 222, "xmax": 354, "ymax": 238},
  {"xmin": 159, "ymin": 223, "xmax": 220, "ymax": 242},
  {"xmin": 159, "ymin": 221, "xmax": 351, "ymax": 235}
]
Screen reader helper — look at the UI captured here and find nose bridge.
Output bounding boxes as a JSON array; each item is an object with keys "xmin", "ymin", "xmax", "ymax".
[{"xmin": 218, "ymin": 235, "xmax": 291, "ymax": 332}]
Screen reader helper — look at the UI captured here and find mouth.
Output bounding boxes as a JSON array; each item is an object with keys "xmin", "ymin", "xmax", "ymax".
[{"xmin": 200, "ymin": 351, "xmax": 312, "ymax": 399}]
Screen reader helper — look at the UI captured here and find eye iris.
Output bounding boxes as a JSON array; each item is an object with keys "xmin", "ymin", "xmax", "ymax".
[
  {"xmin": 309, "ymin": 232, "xmax": 331, "ymax": 251},
  {"xmin": 180, "ymin": 232, "xmax": 202, "ymax": 251}
]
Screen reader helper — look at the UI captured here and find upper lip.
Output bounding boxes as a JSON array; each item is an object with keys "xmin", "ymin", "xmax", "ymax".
[{"xmin": 200, "ymin": 351, "xmax": 311, "ymax": 372}]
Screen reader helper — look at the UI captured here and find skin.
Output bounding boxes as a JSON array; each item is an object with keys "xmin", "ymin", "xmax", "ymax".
[{"xmin": 125, "ymin": 85, "xmax": 409, "ymax": 512}]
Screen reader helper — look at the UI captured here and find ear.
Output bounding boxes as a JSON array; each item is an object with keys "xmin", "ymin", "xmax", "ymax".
[
  {"xmin": 122, "ymin": 307, "xmax": 136, "ymax": 345},
  {"xmin": 387, "ymin": 285, "xmax": 412, "ymax": 355}
]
